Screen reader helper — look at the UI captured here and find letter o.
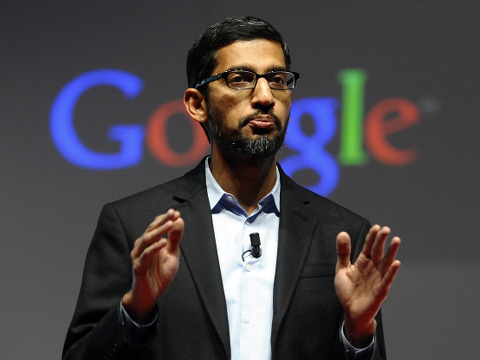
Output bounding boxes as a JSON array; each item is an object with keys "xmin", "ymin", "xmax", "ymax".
[{"xmin": 146, "ymin": 100, "xmax": 209, "ymax": 167}]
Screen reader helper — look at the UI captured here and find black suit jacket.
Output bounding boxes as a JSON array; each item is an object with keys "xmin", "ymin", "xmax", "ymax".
[{"xmin": 63, "ymin": 160, "xmax": 387, "ymax": 360}]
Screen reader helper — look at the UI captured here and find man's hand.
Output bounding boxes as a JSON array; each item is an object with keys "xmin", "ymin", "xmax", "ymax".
[
  {"xmin": 335, "ymin": 225, "xmax": 401, "ymax": 347},
  {"xmin": 122, "ymin": 209, "xmax": 184, "ymax": 323}
]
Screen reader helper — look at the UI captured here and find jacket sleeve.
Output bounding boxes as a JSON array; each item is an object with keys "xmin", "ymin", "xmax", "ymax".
[{"xmin": 62, "ymin": 204, "xmax": 155, "ymax": 360}]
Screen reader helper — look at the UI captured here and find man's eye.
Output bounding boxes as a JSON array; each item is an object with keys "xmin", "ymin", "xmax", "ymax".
[
  {"xmin": 230, "ymin": 75, "xmax": 246, "ymax": 83},
  {"xmin": 229, "ymin": 72, "xmax": 253, "ymax": 83},
  {"xmin": 270, "ymin": 75, "xmax": 287, "ymax": 84}
]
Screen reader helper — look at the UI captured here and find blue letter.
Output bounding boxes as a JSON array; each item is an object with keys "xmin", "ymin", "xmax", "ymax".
[
  {"xmin": 281, "ymin": 97, "xmax": 340, "ymax": 196},
  {"xmin": 50, "ymin": 69, "xmax": 145, "ymax": 170}
]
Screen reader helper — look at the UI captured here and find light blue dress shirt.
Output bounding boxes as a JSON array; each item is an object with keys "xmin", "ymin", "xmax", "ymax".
[{"xmin": 206, "ymin": 160, "xmax": 280, "ymax": 360}]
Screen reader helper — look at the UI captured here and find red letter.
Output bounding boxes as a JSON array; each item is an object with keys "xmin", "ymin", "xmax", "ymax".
[
  {"xmin": 146, "ymin": 100, "xmax": 209, "ymax": 167},
  {"xmin": 365, "ymin": 98, "xmax": 420, "ymax": 166}
]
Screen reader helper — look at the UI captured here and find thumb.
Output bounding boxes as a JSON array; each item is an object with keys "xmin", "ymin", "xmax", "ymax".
[{"xmin": 336, "ymin": 232, "xmax": 352, "ymax": 271}]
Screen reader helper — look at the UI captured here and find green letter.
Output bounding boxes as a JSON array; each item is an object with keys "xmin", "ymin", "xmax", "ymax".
[{"xmin": 337, "ymin": 69, "xmax": 369, "ymax": 165}]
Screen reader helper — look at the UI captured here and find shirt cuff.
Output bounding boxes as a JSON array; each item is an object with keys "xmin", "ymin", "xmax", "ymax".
[
  {"xmin": 341, "ymin": 322, "xmax": 374, "ymax": 360},
  {"xmin": 119, "ymin": 301, "xmax": 158, "ymax": 345}
]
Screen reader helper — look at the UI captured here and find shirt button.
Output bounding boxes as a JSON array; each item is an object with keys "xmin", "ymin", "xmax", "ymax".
[
  {"xmin": 244, "ymin": 317, "xmax": 251, "ymax": 324},
  {"xmin": 227, "ymin": 195, "xmax": 233, "ymax": 201},
  {"xmin": 245, "ymin": 264, "xmax": 252, "ymax": 272}
]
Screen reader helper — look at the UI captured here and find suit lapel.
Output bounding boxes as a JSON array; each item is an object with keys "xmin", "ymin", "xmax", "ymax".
[
  {"xmin": 172, "ymin": 163, "xmax": 231, "ymax": 358},
  {"xmin": 271, "ymin": 172, "xmax": 319, "ymax": 350}
]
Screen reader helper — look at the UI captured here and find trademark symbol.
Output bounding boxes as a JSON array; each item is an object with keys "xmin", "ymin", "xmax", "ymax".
[{"xmin": 417, "ymin": 96, "xmax": 441, "ymax": 116}]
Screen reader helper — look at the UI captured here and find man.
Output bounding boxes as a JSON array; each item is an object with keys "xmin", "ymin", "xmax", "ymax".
[{"xmin": 63, "ymin": 16, "xmax": 401, "ymax": 360}]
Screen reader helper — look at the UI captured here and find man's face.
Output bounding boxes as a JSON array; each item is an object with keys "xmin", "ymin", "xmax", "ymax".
[{"xmin": 205, "ymin": 39, "xmax": 291, "ymax": 159}]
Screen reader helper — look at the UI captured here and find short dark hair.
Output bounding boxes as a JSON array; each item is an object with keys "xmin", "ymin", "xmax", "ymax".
[{"xmin": 186, "ymin": 16, "xmax": 291, "ymax": 91}]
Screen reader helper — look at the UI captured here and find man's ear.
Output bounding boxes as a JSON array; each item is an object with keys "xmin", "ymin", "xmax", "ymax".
[{"xmin": 184, "ymin": 88, "xmax": 207, "ymax": 124}]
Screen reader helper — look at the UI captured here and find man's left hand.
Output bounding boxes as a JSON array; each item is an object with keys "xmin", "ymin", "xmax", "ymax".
[{"xmin": 335, "ymin": 225, "xmax": 401, "ymax": 348}]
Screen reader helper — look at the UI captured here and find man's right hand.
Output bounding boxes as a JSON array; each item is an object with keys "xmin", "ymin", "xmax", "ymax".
[{"xmin": 122, "ymin": 209, "xmax": 184, "ymax": 323}]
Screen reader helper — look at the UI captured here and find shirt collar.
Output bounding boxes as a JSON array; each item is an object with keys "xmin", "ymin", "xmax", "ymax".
[{"xmin": 204, "ymin": 157, "xmax": 281, "ymax": 213}]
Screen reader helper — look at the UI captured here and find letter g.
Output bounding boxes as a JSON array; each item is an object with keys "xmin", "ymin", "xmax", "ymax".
[{"xmin": 50, "ymin": 69, "xmax": 144, "ymax": 170}]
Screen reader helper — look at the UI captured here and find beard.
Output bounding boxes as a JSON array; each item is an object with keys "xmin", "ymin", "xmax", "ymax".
[{"xmin": 206, "ymin": 104, "xmax": 288, "ymax": 160}]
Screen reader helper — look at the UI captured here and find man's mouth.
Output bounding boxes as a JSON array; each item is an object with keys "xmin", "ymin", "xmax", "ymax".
[{"xmin": 248, "ymin": 116, "xmax": 277, "ymax": 130}]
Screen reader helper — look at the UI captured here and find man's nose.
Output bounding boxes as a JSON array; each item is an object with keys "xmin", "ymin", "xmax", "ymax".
[{"xmin": 251, "ymin": 78, "xmax": 275, "ymax": 107}]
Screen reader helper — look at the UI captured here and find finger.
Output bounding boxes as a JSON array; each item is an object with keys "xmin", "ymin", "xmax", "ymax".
[
  {"xmin": 371, "ymin": 226, "xmax": 390, "ymax": 265},
  {"xmin": 165, "ymin": 208, "xmax": 181, "ymax": 223},
  {"xmin": 132, "ymin": 223, "xmax": 169, "ymax": 258},
  {"xmin": 381, "ymin": 259, "xmax": 401, "ymax": 293},
  {"xmin": 133, "ymin": 213, "xmax": 178, "ymax": 258},
  {"xmin": 133, "ymin": 238, "xmax": 168, "ymax": 274},
  {"xmin": 362, "ymin": 224, "xmax": 381, "ymax": 259},
  {"xmin": 145, "ymin": 214, "xmax": 167, "ymax": 232},
  {"xmin": 166, "ymin": 216, "xmax": 184, "ymax": 253},
  {"xmin": 145, "ymin": 209, "xmax": 178, "ymax": 232},
  {"xmin": 381, "ymin": 236, "xmax": 401, "ymax": 275},
  {"xmin": 336, "ymin": 232, "xmax": 352, "ymax": 270}
]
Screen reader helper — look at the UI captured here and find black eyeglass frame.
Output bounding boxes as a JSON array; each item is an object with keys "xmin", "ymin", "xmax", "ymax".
[{"xmin": 194, "ymin": 69, "xmax": 300, "ymax": 90}]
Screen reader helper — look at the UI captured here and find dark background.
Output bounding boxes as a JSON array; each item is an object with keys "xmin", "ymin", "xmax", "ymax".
[{"xmin": 2, "ymin": 1, "xmax": 479, "ymax": 358}]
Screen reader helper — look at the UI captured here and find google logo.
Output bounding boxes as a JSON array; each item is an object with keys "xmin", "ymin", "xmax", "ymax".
[{"xmin": 50, "ymin": 69, "xmax": 420, "ymax": 196}]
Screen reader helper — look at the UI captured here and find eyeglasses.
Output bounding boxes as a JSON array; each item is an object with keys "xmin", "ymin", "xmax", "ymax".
[{"xmin": 195, "ymin": 69, "xmax": 300, "ymax": 90}]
